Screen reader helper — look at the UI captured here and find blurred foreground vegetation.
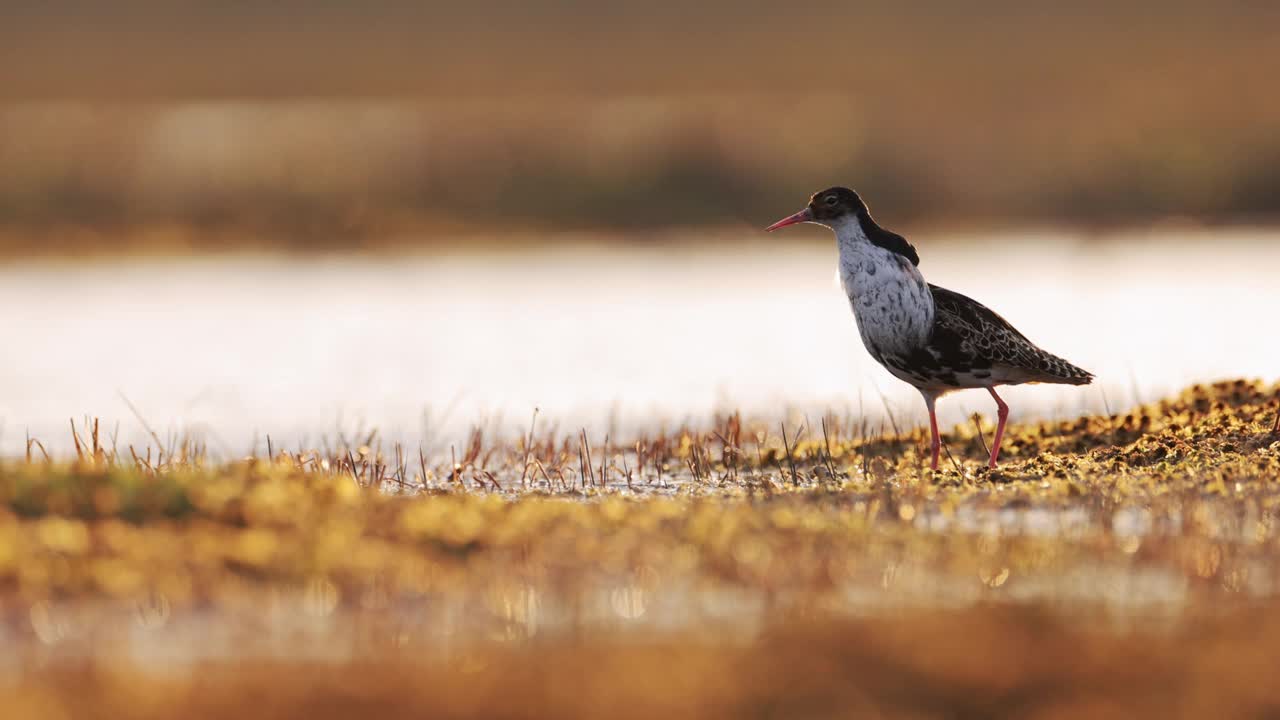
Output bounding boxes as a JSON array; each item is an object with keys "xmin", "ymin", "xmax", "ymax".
[
  {"xmin": 10, "ymin": 606, "xmax": 1280, "ymax": 719},
  {"xmin": 1, "ymin": 380, "xmax": 1279, "ymax": 716}
]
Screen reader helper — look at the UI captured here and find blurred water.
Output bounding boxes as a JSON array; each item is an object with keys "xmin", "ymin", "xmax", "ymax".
[{"xmin": 2, "ymin": 229, "xmax": 1277, "ymax": 456}]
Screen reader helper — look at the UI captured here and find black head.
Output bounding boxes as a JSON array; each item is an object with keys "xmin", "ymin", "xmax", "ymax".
[
  {"xmin": 807, "ymin": 187, "xmax": 868, "ymax": 223},
  {"xmin": 764, "ymin": 186, "xmax": 919, "ymax": 266},
  {"xmin": 765, "ymin": 186, "xmax": 869, "ymax": 231}
]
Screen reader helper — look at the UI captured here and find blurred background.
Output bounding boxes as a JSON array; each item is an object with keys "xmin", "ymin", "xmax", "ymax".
[
  {"xmin": 3, "ymin": 1, "xmax": 1279, "ymax": 251},
  {"xmin": 2, "ymin": 1, "xmax": 1278, "ymax": 452}
]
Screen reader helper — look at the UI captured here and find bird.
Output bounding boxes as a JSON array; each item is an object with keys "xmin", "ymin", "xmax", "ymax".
[{"xmin": 766, "ymin": 187, "xmax": 1092, "ymax": 471}]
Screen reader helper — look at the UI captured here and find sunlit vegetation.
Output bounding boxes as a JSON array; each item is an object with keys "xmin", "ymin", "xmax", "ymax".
[{"xmin": 1, "ymin": 380, "xmax": 1278, "ymax": 716}]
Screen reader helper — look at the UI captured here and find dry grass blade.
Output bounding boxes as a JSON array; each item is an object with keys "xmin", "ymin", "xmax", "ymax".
[
  {"xmin": 872, "ymin": 383, "xmax": 903, "ymax": 440},
  {"xmin": 26, "ymin": 434, "xmax": 51, "ymax": 463},
  {"xmin": 941, "ymin": 441, "xmax": 965, "ymax": 477},
  {"xmin": 972, "ymin": 413, "xmax": 990, "ymax": 458},
  {"xmin": 69, "ymin": 418, "xmax": 85, "ymax": 462},
  {"xmin": 579, "ymin": 429, "xmax": 598, "ymax": 488},
  {"xmin": 601, "ymin": 433, "xmax": 610, "ymax": 488},
  {"xmin": 117, "ymin": 391, "xmax": 166, "ymax": 455},
  {"xmin": 780, "ymin": 422, "xmax": 800, "ymax": 486},
  {"xmin": 820, "ymin": 416, "xmax": 839, "ymax": 482},
  {"xmin": 519, "ymin": 408, "xmax": 539, "ymax": 489}
]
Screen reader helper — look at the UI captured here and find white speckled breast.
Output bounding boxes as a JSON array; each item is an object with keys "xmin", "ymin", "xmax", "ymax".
[{"xmin": 832, "ymin": 217, "xmax": 934, "ymax": 362}]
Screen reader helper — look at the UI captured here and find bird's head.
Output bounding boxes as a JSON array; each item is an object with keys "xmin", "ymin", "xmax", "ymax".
[{"xmin": 765, "ymin": 186, "xmax": 867, "ymax": 231}]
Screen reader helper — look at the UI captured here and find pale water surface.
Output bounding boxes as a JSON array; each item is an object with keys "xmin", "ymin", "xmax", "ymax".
[{"xmin": 2, "ymin": 229, "xmax": 1277, "ymax": 455}]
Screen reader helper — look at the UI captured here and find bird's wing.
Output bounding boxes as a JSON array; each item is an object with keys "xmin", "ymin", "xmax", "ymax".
[{"xmin": 927, "ymin": 284, "xmax": 1093, "ymax": 385}]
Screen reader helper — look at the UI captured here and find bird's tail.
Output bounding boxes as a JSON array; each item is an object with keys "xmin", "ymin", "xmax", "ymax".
[{"xmin": 1039, "ymin": 352, "xmax": 1094, "ymax": 385}]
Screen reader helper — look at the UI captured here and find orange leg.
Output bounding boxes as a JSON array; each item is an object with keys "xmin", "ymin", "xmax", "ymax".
[{"xmin": 987, "ymin": 387, "xmax": 1010, "ymax": 468}]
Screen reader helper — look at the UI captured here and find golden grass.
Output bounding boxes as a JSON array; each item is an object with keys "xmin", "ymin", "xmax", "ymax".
[{"xmin": 1, "ymin": 379, "xmax": 1279, "ymax": 717}]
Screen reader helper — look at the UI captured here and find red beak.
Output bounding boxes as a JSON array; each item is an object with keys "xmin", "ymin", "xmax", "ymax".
[{"xmin": 764, "ymin": 208, "xmax": 812, "ymax": 232}]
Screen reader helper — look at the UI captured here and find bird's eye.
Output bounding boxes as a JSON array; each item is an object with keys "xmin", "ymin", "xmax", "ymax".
[{"xmin": 824, "ymin": 195, "xmax": 839, "ymax": 206}]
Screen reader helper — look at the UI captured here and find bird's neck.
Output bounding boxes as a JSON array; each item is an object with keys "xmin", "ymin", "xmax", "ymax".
[
  {"xmin": 832, "ymin": 215, "xmax": 901, "ymax": 275},
  {"xmin": 831, "ymin": 215, "xmax": 870, "ymax": 255},
  {"xmin": 832, "ymin": 215, "xmax": 935, "ymax": 353}
]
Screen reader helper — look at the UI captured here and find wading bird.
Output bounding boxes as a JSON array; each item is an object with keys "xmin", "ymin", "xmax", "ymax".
[{"xmin": 766, "ymin": 187, "xmax": 1092, "ymax": 470}]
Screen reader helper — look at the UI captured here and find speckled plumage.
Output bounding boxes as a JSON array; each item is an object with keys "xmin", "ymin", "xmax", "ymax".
[
  {"xmin": 766, "ymin": 186, "xmax": 1093, "ymax": 470},
  {"xmin": 920, "ymin": 284, "xmax": 1094, "ymax": 389},
  {"xmin": 834, "ymin": 215, "xmax": 934, "ymax": 362},
  {"xmin": 830, "ymin": 212, "xmax": 1092, "ymax": 396}
]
